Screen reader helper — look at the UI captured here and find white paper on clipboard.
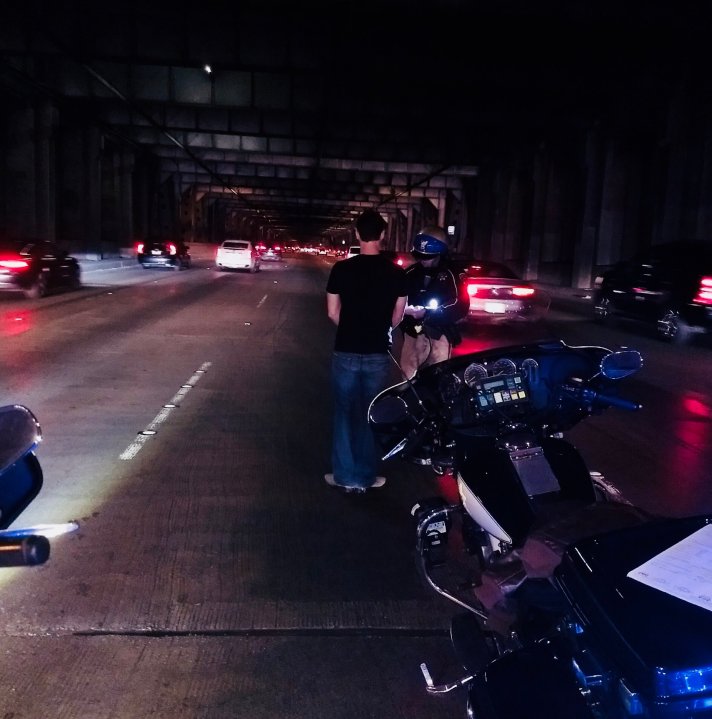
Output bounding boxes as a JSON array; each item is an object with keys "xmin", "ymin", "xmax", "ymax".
[{"xmin": 626, "ymin": 523, "xmax": 712, "ymax": 612}]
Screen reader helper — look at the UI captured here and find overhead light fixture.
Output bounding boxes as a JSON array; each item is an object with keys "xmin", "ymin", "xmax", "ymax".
[{"xmin": 203, "ymin": 64, "xmax": 212, "ymax": 74}]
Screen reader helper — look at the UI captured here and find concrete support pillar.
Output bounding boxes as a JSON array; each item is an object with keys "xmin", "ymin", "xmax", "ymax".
[
  {"xmin": 35, "ymin": 101, "xmax": 57, "ymax": 241},
  {"xmin": 133, "ymin": 156, "xmax": 155, "ymax": 240},
  {"xmin": 436, "ymin": 192, "xmax": 447, "ymax": 229},
  {"xmin": 698, "ymin": 124, "xmax": 712, "ymax": 239},
  {"xmin": 4, "ymin": 104, "xmax": 36, "ymax": 237},
  {"xmin": 394, "ymin": 208, "xmax": 407, "ymax": 250},
  {"xmin": 524, "ymin": 151, "xmax": 547, "ymax": 280},
  {"xmin": 57, "ymin": 125, "xmax": 82, "ymax": 249},
  {"xmin": 503, "ymin": 167, "xmax": 525, "ymax": 266},
  {"xmin": 418, "ymin": 197, "xmax": 439, "ymax": 230},
  {"xmin": 458, "ymin": 178, "xmax": 476, "ymax": 257},
  {"xmin": 119, "ymin": 148, "xmax": 135, "ymax": 251},
  {"xmin": 490, "ymin": 166, "xmax": 510, "ymax": 261},
  {"xmin": 472, "ymin": 165, "xmax": 495, "ymax": 258},
  {"xmin": 86, "ymin": 127, "xmax": 102, "ymax": 254},
  {"xmin": 658, "ymin": 92, "xmax": 688, "ymax": 243},
  {"xmin": 444, "ymin": 189, "xmax": 462, "ymax": 253},
  {"xmin": 56, "ymin": 121, "xmax": 103, "ymax": 254},
  {"xmin": 573, "ymin": 128, "xmax": 605, "ymax": 288},
  {"xmin": 100, "ymin": 145, "xmax": 119, "ymax": 252},
  {"xmin": 406, "ymin": 205, "xmax": 419, "ymax": 245},
  {"xmin": 597, "ymin": 136, "xmax": 631, "ymax": 267}
]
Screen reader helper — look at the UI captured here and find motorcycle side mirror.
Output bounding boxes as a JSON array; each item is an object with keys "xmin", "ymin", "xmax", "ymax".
[
  {"xmin": 0, "ymin": 406, "xmax": 44, "ymax": 530},
  {"xmin": 600, "ymin": 350, "xmax": 643, "ymax": 380},
  {"xmin": 0, "ymin": 405, "xmax": 41, "ymax": 470}
]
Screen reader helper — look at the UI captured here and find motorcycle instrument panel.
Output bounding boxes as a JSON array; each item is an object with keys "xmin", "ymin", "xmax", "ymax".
[{"xmin": 472, "ymin": 373, "xmax": 529, "ymax": 413}]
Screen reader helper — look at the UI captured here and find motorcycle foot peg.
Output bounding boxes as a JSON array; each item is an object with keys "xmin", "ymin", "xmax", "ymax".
[
  {"xmin": 420, "ymin": 662, "xmax": 474, "ymax": 694},
  {"xmin": 420, "ymin": 662, "xmax": 435, "ymax": 689}
]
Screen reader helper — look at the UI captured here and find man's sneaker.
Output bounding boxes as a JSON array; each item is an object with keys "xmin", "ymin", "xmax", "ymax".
[
  {"xmin": 324, "ymin": 474, "xmax": 367, "ymax": 493},
  {"xmin": 370, "ymin": 476, "xmax": 387, "ymax": 488}
]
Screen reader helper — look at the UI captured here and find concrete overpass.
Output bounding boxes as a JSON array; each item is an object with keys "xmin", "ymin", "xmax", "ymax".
[{"xmin": 1, "ymin": 0, "xmax": 711, "ymax": 287}]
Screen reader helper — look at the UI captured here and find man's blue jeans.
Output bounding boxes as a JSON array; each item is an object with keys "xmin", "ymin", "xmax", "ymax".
[{"xmin": 330, "ymin": 351, "xmax": 391, "ymax": 488}]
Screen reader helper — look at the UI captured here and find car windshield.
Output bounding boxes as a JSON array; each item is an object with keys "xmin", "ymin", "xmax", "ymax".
[
  {"xmin": 19, "ymin": 241, "xmax": 56, "ymax": 257},
  {"xmin": 224, "ymin": 241, "xmax": 249, "ymax": 250}
]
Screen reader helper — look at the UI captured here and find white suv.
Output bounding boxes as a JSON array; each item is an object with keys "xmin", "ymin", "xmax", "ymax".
[{"xmin": 216, "ymin": 239, "xmax": 261, "ymax": 272}]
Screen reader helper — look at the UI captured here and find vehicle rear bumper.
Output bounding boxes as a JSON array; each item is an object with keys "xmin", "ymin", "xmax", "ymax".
[
  {"xmin": 0, "ymin": 274, "xmax": 27, "ymax": 291},
  {"xmin": 138, "ymin": 257, "xmax": 178, "ymax": 268},
  {"xmin": 468, "ymin": 299, "xmax": 535, "ymax": 321},
  {"xmin": 217, "ymin": 259, "xmax": 255, "ymax": 269}
]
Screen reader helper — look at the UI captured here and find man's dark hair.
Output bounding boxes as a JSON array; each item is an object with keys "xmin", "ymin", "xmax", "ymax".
[{"xmin": 355, "ymin": 209, "xmax": 387, "ymax": 242}]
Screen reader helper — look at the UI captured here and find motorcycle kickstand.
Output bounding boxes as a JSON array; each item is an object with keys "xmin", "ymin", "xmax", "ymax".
[{"xmin": 419, "ymin": 661, "xmax": 474, "ymax": 694}]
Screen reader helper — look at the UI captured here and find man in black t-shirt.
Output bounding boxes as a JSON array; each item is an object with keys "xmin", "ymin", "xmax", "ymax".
[{"xmin": 325, "ymin": 209, "xmax": 408, "ymax": 492}]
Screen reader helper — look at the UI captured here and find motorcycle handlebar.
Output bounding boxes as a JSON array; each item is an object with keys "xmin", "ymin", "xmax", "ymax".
[
  {"xmin": 592, "ymin": 392, "xmax": 642, "ymax": 412},
  {"xmin": 0, "ymin": 535, "xmax": 50, "ymax": 567},
  {"xmin": 562, "ymin": 384, "xmax": 642, "ymax": 412}
]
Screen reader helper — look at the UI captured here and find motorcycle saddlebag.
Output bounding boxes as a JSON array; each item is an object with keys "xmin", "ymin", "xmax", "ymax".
[{"xmin": 554, "ymin": 515, "xmax": 712, "ymax": 717}]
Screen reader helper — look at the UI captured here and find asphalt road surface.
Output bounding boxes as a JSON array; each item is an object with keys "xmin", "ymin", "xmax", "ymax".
[{"xmin": 0, "ymin": 246, "xmax": 709, "ymax": 718}]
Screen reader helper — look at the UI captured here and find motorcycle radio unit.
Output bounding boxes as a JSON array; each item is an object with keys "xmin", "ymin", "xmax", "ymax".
[{"xmin": 471, "ymin": 372, "xmax": 529, "ymax": 415}]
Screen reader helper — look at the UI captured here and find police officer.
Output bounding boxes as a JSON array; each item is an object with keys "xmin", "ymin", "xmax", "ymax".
[{"xmin": 398, "ymin": 226, "xmax": 468, "ymax": 379}]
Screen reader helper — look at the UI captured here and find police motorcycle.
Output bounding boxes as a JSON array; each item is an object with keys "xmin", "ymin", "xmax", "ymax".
[
  {"xmin": 0, "ymin": 404, "xmax": 76, "ymax": 569},
  {"xmin": 369, "ymin": 339, "xmax": 712, "ymax": 718}
]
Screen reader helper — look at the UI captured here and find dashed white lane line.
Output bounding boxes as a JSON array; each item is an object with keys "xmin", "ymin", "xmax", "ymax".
[{"xmin": 119, "ymin": 361, "xmax": 212, "ymax": 460}]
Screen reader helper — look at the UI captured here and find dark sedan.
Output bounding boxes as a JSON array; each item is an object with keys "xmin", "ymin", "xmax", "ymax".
[
  {"xmin": 452, "ymin": 259, "xmax": 547, "ymax": 323},
  {"xmin": 136, "ymin": 238, "xmax": 191, "ymax": 270},
  {"xmin": 0, "ymin": 239, "xmax": 81, "ymax": 298},
  {"xmin": 593, "ymin": 241, "xmax": 712, "ymax": 345},
  {"xmin": 258, "ymin": 243, "xmax": 283, "ymax": 262}
]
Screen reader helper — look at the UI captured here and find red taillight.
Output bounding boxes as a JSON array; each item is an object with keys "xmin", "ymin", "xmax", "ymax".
[
  {"xmin": 512, "ymin": 286, "xmax": 535, "ymax": 297},
  {"xmin": 167, "ymin": 243, "xmax": 177, "ymax": 255},
  {"xmin": 136, "ymin": 242, "xmax": 145, "ymax": 254},
  {"xmin": 0, "ymin": 258, "xmax": 29, "ymax": 270},
  {"xmin": 694, "ymin": 276, "xmax": 712, "ymax": 305},
  {"xmin": 396, "ymin": 258, "xmax": 404, "ymax": 266},
  {"xmin": 466, "ymin": 282, "xmax": 483, "ymax": 297}
]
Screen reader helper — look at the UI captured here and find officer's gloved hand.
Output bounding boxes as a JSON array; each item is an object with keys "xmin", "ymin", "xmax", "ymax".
[{"xmin": 405, "ymin": 304, "xmax": 427, "ymax": 320}]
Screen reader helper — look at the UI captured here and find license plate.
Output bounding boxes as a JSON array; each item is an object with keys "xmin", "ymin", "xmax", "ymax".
[
  {"xmin": 427, "ymin": 520, "xmax": 447, "ymax": 534},
  {"xmin": 484, "ymin": 301, "xmax": 506, "ymax": 314},
  {"xmin": 151, "ymin": 249, "xmax": 162, "ymax": 255}
]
